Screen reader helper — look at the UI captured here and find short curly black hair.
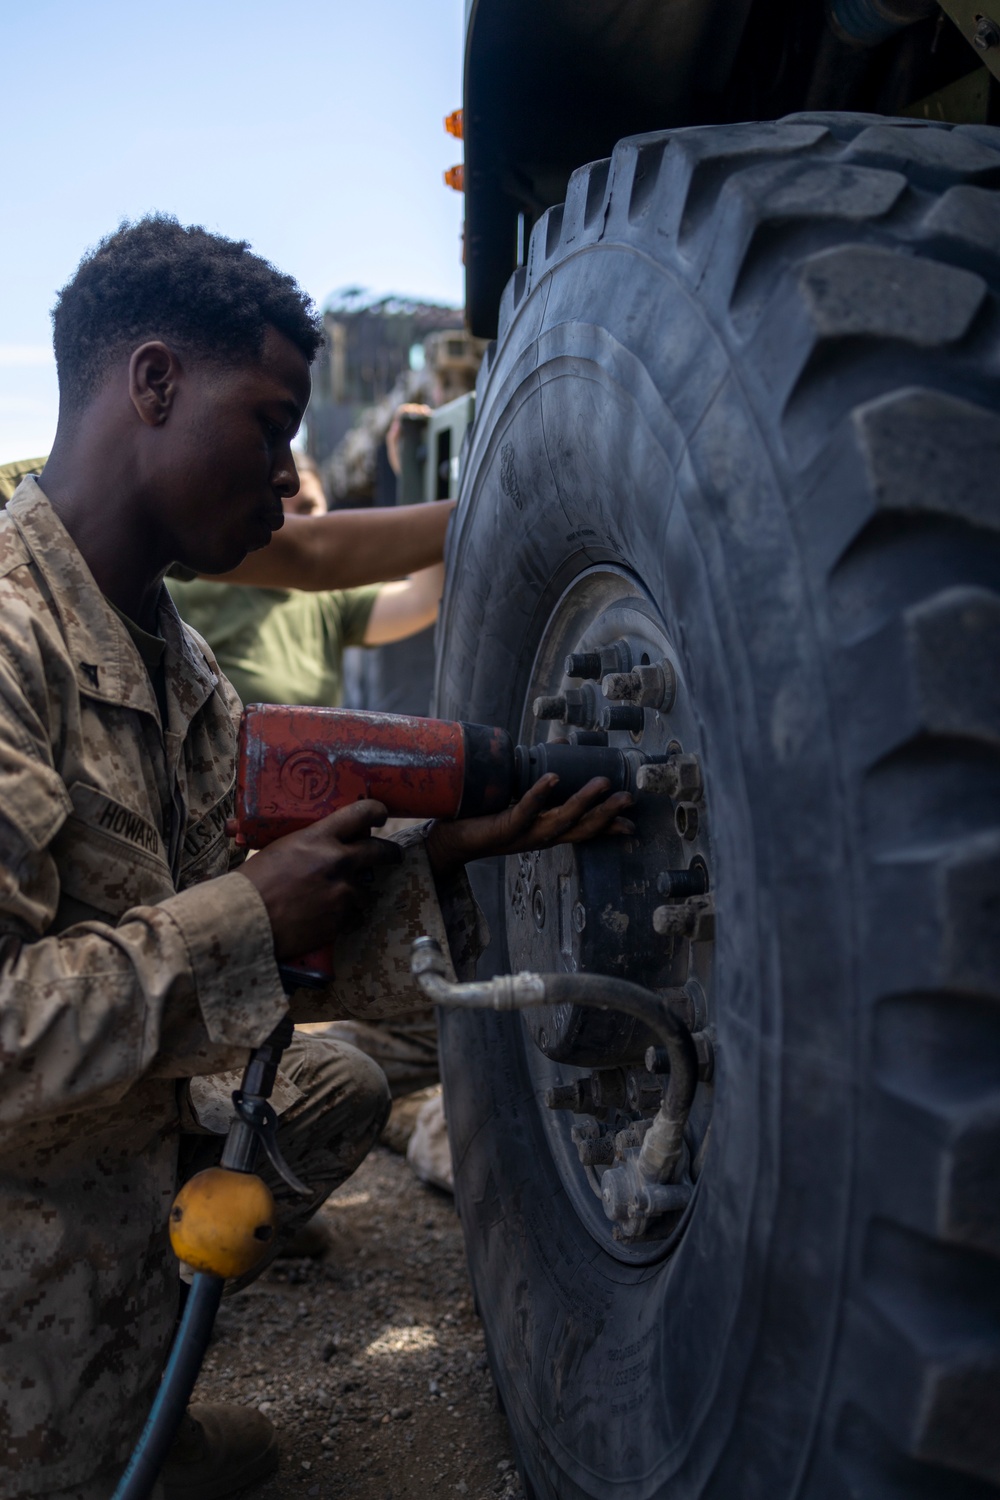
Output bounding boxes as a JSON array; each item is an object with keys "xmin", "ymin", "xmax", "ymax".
[{"xmin": 52, "ymin": 214, "xmax": 323, "ymax": 410}]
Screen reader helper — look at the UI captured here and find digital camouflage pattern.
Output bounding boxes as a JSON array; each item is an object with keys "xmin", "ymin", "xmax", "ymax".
[
  {"xmin": 294, "ymin": 827, "xmax": 489, "ymax": 1101},
  {"xmin": 303, "ymin": 1013, "xmax": 440, "ymax": 1098},
  {"xmin": 0, "ymin": 480, "xmax": 465, "ymax": 1499},
  {"xmin": 179, "ymin": 1029, "xmax": 392, "ymax": 1291}
]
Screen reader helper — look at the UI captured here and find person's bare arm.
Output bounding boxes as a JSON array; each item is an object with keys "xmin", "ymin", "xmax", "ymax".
[
  {"xmin": 425, "ymin": 776, "xmax": 635, "ymax": 880},
  {"xmin": 203, "ymin": 500, "xmax": 455, "ymax": 592},
  {"xmin": 363, "ymin": 563, "xmax": 444, "ymax": 645}
]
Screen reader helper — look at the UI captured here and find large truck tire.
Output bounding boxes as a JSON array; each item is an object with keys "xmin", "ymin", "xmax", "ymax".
[{"xmin": 434, "ymin": 115, "xmax": 1000, "ymax": 1500}]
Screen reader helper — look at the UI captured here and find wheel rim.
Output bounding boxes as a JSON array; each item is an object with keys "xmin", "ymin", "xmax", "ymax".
[{"xmin": 504, "ymin": 564, "xmax": 716, "ymax": 1265}]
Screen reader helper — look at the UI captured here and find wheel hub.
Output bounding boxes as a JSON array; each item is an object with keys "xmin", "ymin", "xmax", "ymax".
[{"xmin": 505, "ymin": 567, "xmax": 716, "ymax": 1260}]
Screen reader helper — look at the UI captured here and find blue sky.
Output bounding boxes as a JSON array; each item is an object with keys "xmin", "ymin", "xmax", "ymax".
[{"xmin": 1, "ymin": 0, "xmax": 466, "ymax": 458}]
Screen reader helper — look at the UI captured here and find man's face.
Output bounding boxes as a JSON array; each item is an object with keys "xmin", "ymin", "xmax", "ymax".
[{"xmin": 159, "ymin": 326, "xmax": 311, "ymax": 575}]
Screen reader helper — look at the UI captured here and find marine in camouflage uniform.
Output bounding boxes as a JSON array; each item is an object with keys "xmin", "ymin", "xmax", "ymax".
[
  {"xmin": 0, "ymin": 479, "xmax": 476, "ymax": 1499},
  {"xmin": 0, "ymin": 215, "xmax": 628, "ymax": 1500},
  {"xmin": 2, "ymin": 460, "xmax": 446, "ymax": 1103}
]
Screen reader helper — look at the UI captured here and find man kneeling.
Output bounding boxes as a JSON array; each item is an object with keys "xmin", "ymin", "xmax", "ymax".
[{"xmin": 0, "ymin": 216, "xmax": 632, "ymax": 1500}]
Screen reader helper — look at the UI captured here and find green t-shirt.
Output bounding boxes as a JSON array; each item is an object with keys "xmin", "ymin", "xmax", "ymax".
[
  {"xmin": 0, "ymin": 458, "xmax": 47, "ymax": 504},
  {"xmin": 167, "ymin": 578, "xmax": 380, "ymax": 707}
]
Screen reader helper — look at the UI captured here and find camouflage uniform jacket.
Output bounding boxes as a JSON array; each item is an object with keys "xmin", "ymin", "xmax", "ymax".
[{"xmin": 0, "ymin": 480, "xmax": 464, "ymax": 1499}]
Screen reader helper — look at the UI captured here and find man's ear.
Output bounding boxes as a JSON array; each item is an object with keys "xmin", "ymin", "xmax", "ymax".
[{"xmin": 128, "ymin": 341, "xmax": 183, "ymax": 428}]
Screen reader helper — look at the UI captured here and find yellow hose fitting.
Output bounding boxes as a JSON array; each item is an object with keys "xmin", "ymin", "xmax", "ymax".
[{"xmin": 168, "ymin": 1167, "xmax": 277, "ymax": 1280}]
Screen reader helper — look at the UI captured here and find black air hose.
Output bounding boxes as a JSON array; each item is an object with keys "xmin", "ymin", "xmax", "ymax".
[{"xmin": 110, "ymin": 1273, "xmax": 223, "ymax": 1500}]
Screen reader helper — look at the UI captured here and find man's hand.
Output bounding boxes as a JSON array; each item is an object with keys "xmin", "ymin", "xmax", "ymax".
[
  {"xmin": 236, "ymin": 800, "xmax": 402, "ymax": 959},
  {"xmin": 425, "ymin": 776, "xmax": 635, "ymax": 880}
]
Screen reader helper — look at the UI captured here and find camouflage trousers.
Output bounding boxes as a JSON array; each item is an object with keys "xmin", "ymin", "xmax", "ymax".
[
  {"xmin": 298, "ymin": 1012, "xmax": 439, "ymax": 1100},
  {"xmin": 181, "ymin": 1030, "xmax": 391, "ymax": 1268},
  {"xmin": 47, "ymin": 1033, "xmax": 389, "ymax": 1500}
]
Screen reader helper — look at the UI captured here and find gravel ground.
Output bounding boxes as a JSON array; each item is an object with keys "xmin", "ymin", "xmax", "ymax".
[{"xmin": 192, "ymin": 1145, "xmax": 525, "ymax": 1500}]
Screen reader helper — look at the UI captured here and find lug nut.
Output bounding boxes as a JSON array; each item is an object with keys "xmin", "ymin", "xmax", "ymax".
[
  {"xmin": 601, "ymin": 662, "xmax": 676, "ymax": 711},
  {"xmin": 571, "ymin": 1120, "xmax": 615, "ymax": 1165},
  {"xmin": 653, "ymin": 895, "xmax": 715, "ymax": 942},
  {"xmin": 565, "ymin": 686, "xmax": 604, "ymax": 727},
  {"xmin": 590, "ymin": 1068, "xmax": 628, "ymax": 1110},
  {"xmin": 635, "ymin": 763, "xmax": 675, "ymax": 796},
  {"xmin": 602, "ymin": 671, "xmax": 638, "ymax": 701},
  {"xmin": 575, "ymin": 1134, "xmax": 616, "ymax": 1167},
  {"xmin": 691, "ymin": 897, "xmax": 715, "ymax": 941},
  {"xmin": 636, "ymin": 753, "xmax": 703, "ymax": 800},
  {"xmin": 613, "ymin": 1121, "xmax": 652, "ymax": 1157},
  {"xmin": 600, "ymin": 640, "xmax": 633, "ymax": 676},
  {"xmin": 599, "ymin": 704, "xmax": 645, "ymax": 733},
  {"xmin": 675, "ymin": 802, "xmax": 699, "ymax": 840},
  {"xmin": 546, "ymin": 1077, "xmax": 596, "ymax": 1113},
  {"xmin": 692, "ymin": 1031, "xmax": 715, "ymax": 1082},
  {"xmin": 533, "ymin": 685, "xmax": 602, "ymax": 727},
  {"xmin": 652, "ymin": 904, "xmax": 695, "ymax": 938},
  {"xmin": 657, "ymin": 866, "xmax": 709, "ymax": 898},
  {"xmin": 626, "ymin": 1069, "xmax": 663, "ymax": 1112},
  {"xmin": 564, "ymin": 640, "xmax": 632, "ymax": 680}
]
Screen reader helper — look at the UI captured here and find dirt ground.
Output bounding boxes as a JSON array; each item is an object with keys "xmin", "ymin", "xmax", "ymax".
[{"xmin": 191, "ymin": 1145, "xmax": 526, "ymax": 1500}]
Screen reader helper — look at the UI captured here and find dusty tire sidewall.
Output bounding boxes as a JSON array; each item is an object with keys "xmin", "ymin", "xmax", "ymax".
[{"xmin": 437, "ymin": 240, "xmax": 859, "ymax": 1497}]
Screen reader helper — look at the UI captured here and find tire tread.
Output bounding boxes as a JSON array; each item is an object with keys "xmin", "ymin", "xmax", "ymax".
[{"xmin": 452, "ymin": 113, "xmax": 1000, "ymax": 1497}]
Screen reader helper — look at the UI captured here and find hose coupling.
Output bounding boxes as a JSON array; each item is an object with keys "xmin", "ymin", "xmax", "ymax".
[
  {"xmin": 411, "ymin": 935, "xmax": 546, "ymax": 1009},
  {"xmin": 600, "ymin": 1154, "xmax": 692, "ymax": 1239}
]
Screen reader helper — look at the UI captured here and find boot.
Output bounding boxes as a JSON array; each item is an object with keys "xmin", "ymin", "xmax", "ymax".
[
  {"xmin": 161, "ymin": 1402, "xmax": 279, "ymax": 1499},
  {"xmin": 276, "ymin": 1213, "xmax": 332, "ymax": 1259}
]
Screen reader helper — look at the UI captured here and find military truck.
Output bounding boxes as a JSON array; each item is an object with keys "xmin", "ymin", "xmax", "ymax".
[{"xmin": 431, "ymin": 3, "xmax": 1000, "ymax": 1497}]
